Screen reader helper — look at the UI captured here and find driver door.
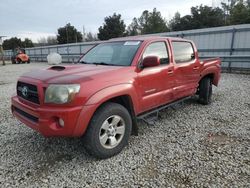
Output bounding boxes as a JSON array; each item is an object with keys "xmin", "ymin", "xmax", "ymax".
[{"xmin": 137, "ymin": 41, "xmax": 175, "ymax": 113}]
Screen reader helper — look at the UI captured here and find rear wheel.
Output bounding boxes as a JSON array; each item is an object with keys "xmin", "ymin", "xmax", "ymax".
[
  {"xmin": 27, "ymin": 59, "xmax": 30, "ymax": 64},
  {"xmin": 83, "ymin": 102, "xmax": 132, "ymax": 159},
  {"xmin": 198, "ymin": 77, "xmax": 212, "ymax": 105},
  {"xmin": 11, "ymin": 57, "xmax": 16, "ymax": 64}
]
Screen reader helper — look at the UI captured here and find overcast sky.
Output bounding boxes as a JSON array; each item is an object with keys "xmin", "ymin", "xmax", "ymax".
[{"xmin": 0, "ymin": 0, "xmax": 220, "ymax": 42}]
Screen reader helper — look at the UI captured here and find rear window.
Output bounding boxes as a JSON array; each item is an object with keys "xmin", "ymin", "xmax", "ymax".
[{"xmin": 172, "ymin": 41, "xmax": 194, "ymax": 63}]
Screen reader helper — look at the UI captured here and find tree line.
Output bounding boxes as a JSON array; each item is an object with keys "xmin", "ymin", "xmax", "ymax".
[{"xmin": 3, "ymin": 0, "xmax": 250, "ymax": 50}]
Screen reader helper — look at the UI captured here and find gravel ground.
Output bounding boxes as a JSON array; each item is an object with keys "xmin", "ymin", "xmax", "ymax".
[{"xmin": 0, "ymin": 63, "xmax": 249, "ymax": 187}]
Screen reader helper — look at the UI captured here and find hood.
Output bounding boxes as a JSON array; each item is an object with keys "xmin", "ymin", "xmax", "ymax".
[{"xmin": 21, "ymin": 64, "xmax": 126, "ymax": 84}]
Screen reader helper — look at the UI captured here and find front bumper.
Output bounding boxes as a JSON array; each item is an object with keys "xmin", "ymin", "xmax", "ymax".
[{"xmin": 11, "ymin": 96, "xmax": 83, "ymax": 137}]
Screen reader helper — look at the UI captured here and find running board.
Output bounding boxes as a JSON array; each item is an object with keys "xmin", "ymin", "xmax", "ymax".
[{"xmin": 137, "ymin": 96, "xmax": 191, "ymax": 125}]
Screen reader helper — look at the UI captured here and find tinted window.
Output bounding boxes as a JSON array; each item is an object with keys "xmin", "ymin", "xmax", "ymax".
[
  {"xmin": 143, "ymin": 42, "xmax": 169, "ymax": 64},
  {"xmin": 172, "ymin": 42, "xmax": 194, "ymax": 63}
]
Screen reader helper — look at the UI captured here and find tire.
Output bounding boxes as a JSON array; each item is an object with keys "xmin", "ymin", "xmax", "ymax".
[
  {"xmin": 83, "ymin": 102, "xmax": 132, "ymax": 159},
  {"xmin": 27, "ymin": 59, "xmax": 30, "ymax": 64},
  {"xmin": 198, "ymin": 77, "xmax": 212, "ymax": 105},
  {"xmin": 11, "ymin": 58, "xmax": 16, "ymax": 64},
  {"xmin": 16, "ymin": 58, "xmax": 21, "ymax": 64},
  {"xmin": 11, "ymin": 56, "xmax": 16, "ymax": 64}
]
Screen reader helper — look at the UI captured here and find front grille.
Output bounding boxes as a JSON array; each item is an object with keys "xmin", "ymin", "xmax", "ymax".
[
  {"xmin": 17, "ymin": 81, "xmax": 40, "ymax": 104},
  {"xmin": 13, "ymin": 106, "xmax": 38, "ymax": 123}
]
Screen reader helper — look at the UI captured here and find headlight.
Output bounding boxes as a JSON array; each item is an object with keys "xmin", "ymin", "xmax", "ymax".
[{"xmin": 45, "ymin": 84, "xmax": 80, "ymax": 104}]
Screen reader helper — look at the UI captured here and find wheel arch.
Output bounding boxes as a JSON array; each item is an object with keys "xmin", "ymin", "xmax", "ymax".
[
  {"xmin": 199, "ymin": 73, "xmax": 214, "ymax": 84},
  {"xmin": 200, "ymin": 66, "xmax": 220, "ymax": 86},
  {"xmin": 102, "ymin": 95, "xmax": 138, "ymax": 136},
  {"xmin": 16, "ymin": 57, "xmax": 22, "ymax": 62},
  {"xmin": 74, "ymin": 84, "xmax": 139, "ymax": 137}
]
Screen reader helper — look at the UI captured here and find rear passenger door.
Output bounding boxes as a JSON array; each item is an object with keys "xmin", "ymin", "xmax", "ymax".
[
  {"xmin": 171, "ymin": 41, "xmax": 200, "ymax": 99},
  {"xmin": 137, "ymin": 41, "xmax": 175, "ymax": 112}
]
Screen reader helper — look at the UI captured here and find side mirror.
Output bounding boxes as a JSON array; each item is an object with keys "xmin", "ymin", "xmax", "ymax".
[
  {"xmin": 142, "ymin": 56, "xmax": 160, "ymax": 68},
  {"xmin": 191, "ymin": 53, "xmax": 195, "ymax": 60}
]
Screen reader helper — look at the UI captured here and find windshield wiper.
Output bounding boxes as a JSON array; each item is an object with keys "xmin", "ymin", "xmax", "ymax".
[
  {"xmin": 92, "ymin": 62, "xmax": 116, "ymax": 66},
  {"xmin": 79, "ymin": 60, "xmax": 90, "ymax": 64}
]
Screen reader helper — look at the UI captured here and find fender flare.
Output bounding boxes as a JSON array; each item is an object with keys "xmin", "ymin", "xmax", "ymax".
[
  {"xmin": 74, "ymin": 84, "xmax": 140, "ymax": 136},
  {"xmin": 85, "ymin": 84, "xmax": 139, "ymax": 110},
  {"xmin": 200, "ymin": 66, "xmax": 220, "ymax": 86}
]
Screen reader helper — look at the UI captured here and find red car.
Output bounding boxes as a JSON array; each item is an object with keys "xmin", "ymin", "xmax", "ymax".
[{"xmin": 11, "ymin": 37, "xmax": 221, "ymax": 158}]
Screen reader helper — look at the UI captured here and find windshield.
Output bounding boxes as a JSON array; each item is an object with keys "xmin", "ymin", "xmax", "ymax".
[{"xmin": 79, "ymin": 41, "xmax": 142, "ymax": 66}]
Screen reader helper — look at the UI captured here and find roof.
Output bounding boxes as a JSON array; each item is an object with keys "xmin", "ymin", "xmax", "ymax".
[{"xmin": 109, "ymin": 35, "xmax": 186, "ymax": 42}]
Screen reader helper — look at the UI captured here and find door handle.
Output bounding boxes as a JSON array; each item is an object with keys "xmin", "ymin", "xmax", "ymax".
[
  {"xmin": 167, "ymin": 70, "xmax": 174, "ymax": 74},
  {"xmin": 193, "ymin": 66, "xmax": 199, "ymax": 70}
]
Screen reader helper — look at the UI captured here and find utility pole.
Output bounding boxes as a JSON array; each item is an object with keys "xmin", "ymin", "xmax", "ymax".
[
  {"xmin": 0, "ymin": 36, "xmax": 6, "ymax": 66},
  {"xmin": 82, "ymin": 25, "xmax": 86, "ymax": 42},
  {"xmin": 66, "ymin": 23, "xmax": 69, "ymax": 44}
]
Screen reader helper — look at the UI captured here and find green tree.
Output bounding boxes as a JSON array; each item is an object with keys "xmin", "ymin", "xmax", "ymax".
[
  {"xmin": 98, "ymin": 13, "xmax": 126, "ymax": 40},
  {"xmin": 127, "ymin": 8, "xmax": 169, "ymax": 35},
  {"xmin": 221, "ymin": 0, "xmax": 250, "ymax": 24},
  {"xmin": 21, "ymin": 38, "xmax": 34, "ymax": 48},
  {"xmin": 140, "ymin": 8, "xmax": 169, "ymax": 34},
  {"xmin": 3, "ymin": 37, "xmax": 22, "ymax": 50},
  {"xmin": 169, "ymin": 13, "xmax": 193, "ymax": 31},
  {"xmin": 191, "ymin": 5, "xmax": 225, "ymax": 28},
  {"xmin": 170, "ymin": 5, "xmax": 225, "ymax": 31},
  {"xmin": 221, "ymin": 0, "xmax": 238, "ymax": 24},
  {"xmin": 57, "ymin": 23, "xmax": 83, "ymax": 44},
  {"xmin": 127, "ymin": 18, "xmax": 140, "ymax": 36},
  {"xmin": 229, "ymin": 1, "xmax": 250, "ymax": 24}
]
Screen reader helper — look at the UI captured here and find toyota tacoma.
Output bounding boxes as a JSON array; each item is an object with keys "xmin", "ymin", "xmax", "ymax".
[{"xmin": 11, "ymin": 37, "xmax": 221, "ymax": 158}]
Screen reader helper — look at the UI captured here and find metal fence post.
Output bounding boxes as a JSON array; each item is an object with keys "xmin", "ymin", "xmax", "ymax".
[
  {"xmin": 229, "ymin": 28, "xmax": 236, "ymax": 73},
  {"xmin": 34, "ymin": 49, "xmax": 36, "ymax": 62},
  {"xmin": 67, "ymin": 46, "xmax": 70, "ymax": 63},
  {"xmin": 40, "ymin": 48, "xmax": 43, "ymax": 62}
]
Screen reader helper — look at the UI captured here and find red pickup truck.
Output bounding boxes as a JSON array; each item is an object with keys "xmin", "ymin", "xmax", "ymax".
[{"xmin": 11, "ymin": 37, "xmax": 221, "ymax": 158}]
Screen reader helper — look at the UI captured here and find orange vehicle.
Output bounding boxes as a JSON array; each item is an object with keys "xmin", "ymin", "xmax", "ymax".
[{"xmin": 11, "ymin": 48, "xmax": 30, "ymax": 64}]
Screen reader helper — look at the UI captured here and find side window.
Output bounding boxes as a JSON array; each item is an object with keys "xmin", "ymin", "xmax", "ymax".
[
  {"xmin": 172, "ymin": 41, "xmax": 194, "ymax": 63},
  {"xmin": 143, "ymin": 42, "xmax": 169, "ymax": 64}
]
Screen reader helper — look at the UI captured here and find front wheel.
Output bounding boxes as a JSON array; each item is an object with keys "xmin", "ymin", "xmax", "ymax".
[
  {"xmin": 16, "ymin": 58, "xmax": 21, "ymax": 64},
  {"xmin": 83, "ymin": 102, "xmax": 132, "ymax": 159},
  {"xmin": 198, "ymin": 77, "xmax": 212, "ymax": 105}
]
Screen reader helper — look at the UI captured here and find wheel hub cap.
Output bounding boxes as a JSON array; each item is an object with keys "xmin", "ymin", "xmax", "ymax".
[{"xmin": 99, "ymin": 115, "xmax": 125, "ymax": 149}]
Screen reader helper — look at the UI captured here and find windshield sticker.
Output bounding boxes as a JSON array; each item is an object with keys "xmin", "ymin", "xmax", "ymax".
[{"xmin": 124, "ymin": 41, "xmax": 140, "ymax": 46}]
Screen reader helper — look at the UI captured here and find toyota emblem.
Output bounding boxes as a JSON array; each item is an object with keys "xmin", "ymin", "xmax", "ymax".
[{"xmin": 21, "ymin": 86, "xmax": 29, "ymax": 97}]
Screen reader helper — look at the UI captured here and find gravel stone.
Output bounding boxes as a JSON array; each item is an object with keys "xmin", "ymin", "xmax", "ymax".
[{"xmin": 0, "ymin": 63, "xmax": 249, "ymax": 187}]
